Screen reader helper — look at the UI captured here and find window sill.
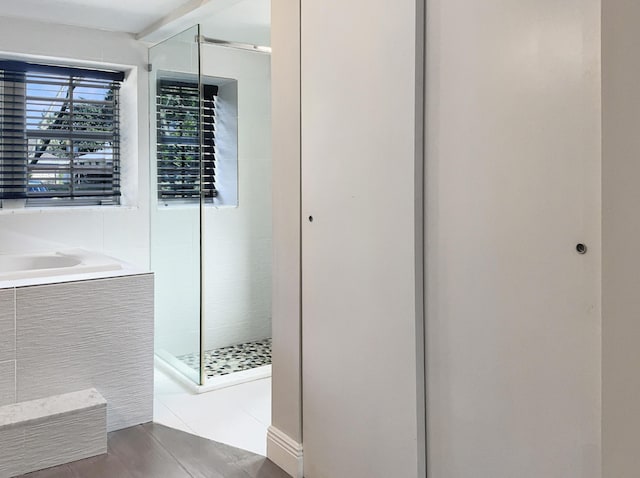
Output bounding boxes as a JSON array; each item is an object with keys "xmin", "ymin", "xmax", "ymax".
[
  {"xmin": 0, "ymin": 205, "xmax": 140, "ymax": 215},
  {"xmin": 156, "ymin": 203, "xmax": 238, "ymax": 211}
]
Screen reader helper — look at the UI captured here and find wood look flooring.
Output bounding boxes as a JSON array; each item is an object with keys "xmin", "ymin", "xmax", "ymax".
[{"xmin": 20, "ymin": 423, "xmax": 289, "ymax": 478}]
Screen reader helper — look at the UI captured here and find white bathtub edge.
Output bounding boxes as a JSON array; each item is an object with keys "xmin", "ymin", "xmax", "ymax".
[{"xmin": 0, "ymin": 249, "xmax": 150, "ymax": 289}]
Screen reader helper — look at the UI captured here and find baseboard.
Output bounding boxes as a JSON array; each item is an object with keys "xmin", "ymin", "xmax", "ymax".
[{"xmin": 266, "ymin": 426, "xmax": 303, "ymax": 478}]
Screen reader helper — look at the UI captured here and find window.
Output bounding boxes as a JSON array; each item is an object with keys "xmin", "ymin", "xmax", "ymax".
[
  {"xmin": 0, "ymin": 60, "xmax": 124, "ymax": 207},
  {"xmin": 156, "ymin": 80, "xmax": 218, "ymax": 203}
]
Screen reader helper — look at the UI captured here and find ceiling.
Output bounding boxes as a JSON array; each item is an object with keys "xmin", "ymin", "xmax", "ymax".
[
  {"xmin": 200, "ymin": 0, "xmax": 270, "ymax": 46},
  {"xmin": 139, "ymin": 0, "xmax": 270, "ymax": 45},
  {"xmin": 0, "ymin": 0, "xmax": 199, "ymax": 35},
  {"xmin": 0, "ymin": 0, "xmax": 270, "ymax": 38}
]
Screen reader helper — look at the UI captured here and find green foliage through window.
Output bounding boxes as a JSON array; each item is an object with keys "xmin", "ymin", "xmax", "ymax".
[{"xmin": 156, "ymin": 79, "xmax": 217, "ymax": 202}]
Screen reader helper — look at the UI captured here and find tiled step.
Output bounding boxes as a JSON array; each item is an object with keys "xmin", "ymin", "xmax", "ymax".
[{"xmin": 0, "ymin": 388, "xmax": 107, "ymax": 478}]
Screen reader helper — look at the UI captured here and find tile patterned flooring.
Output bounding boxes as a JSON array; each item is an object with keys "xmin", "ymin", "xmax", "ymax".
[
  {"xmin": 153, "ymin": 366, "xmax": 271, "ymax": 456},
  {"xmin": 177, "ymin": 338, "xmax": 272, "ymax": 379}
]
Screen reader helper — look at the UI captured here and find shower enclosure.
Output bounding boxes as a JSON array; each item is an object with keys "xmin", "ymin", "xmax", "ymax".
[{"xmin": 149, "ymin": 24, "xmax": 272, "ymax": 388}]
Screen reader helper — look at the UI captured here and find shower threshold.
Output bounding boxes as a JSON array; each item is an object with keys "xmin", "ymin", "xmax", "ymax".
[{"xmin": 155, "ymin": 338, "xmax": 272, "ymax": 393}]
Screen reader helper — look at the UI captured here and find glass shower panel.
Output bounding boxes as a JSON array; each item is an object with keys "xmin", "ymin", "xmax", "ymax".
[
  {"xmin": 149, "ymin": 25, "xmax": 203, "ymax": 385},
  {"xmin": 199, "ymin": 37, "xmax": 272, "ymax": 385}
]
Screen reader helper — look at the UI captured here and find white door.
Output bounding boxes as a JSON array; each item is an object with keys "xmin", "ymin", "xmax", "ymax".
[
  {"xmin": 300, "ymin": 0, "xmax": 425, "ymax": 477},
  {"xmin": 425, "ymin": 0, "xmax": 601, "ymax": 476}
]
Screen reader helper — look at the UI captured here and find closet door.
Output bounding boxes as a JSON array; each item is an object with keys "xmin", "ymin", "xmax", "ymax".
[
  {"xmin": 425, "ymin": 0, "xmax": 601, "ymax": 476},
  {"xmin": 301, "ymin": 1, "xmax": 425, "ymax": 477}
]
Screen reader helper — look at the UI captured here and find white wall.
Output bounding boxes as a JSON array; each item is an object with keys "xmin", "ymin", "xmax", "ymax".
[
  {"xmin": 602, "ymin": 1, "xmax": 640, "ymax": 476},
  {"xmin": 269, "ymin": 0, "xmax": 302, "ymax": 451},
  {"xmin": 0, "ymin": 16, "xmax": 150, "ymax": 269},
  {"xmin": 151, "ymin": 37, "xmax": 272, "ymax": 357},
  {"xmin": 426, "ymin": 1, "xmax": 601, "ymax": 476}
]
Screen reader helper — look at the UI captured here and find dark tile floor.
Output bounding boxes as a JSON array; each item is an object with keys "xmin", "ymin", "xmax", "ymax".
[{"xmin": 21, "ymin": 423, "xmax": 289, "ymax": 478}]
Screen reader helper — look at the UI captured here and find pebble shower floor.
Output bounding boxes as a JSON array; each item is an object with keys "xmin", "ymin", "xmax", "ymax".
[{"xmin": 177, "ymin": 338, "xmax": 272, "ymax": 379}]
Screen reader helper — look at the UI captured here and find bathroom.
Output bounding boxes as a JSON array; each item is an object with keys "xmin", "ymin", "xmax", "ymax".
[
  {"xmin": 0, "ymin": 0, "xmax": 273, "ymax": 470},
  {"xmin": 2, "ymin": 0, "xmax": 630, "ymax": 477}
]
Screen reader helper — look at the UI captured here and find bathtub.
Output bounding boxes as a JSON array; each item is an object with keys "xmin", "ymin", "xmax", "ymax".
[{"xmin": 0, "ymin": 249, "xmax": 123, "ymax": 282}]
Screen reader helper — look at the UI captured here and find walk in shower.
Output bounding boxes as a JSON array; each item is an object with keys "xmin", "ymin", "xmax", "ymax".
[{"xmin": 149, "ymin": 22, "xmax": 272, "ymax": 389}]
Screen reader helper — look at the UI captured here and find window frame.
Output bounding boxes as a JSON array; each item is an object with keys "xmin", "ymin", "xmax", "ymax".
[
  {"xmin": 0, "ymin": 60, "xmax": 124, "ymax": 208},
  {"xmin": 155, "ymin": 78, "xmax": 218, "ymax": 205}
]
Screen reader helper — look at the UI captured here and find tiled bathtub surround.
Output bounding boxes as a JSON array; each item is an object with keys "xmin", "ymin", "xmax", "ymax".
[
  {"xmin": 0, "ymin": 290, "xmax": 14, "ymax": 364},
  {"xmin": 0, "ymin": 289, "xmax": 16, "ymax": 408},
  {"xmin": 178, "ymin": 338, "xmax": 272, "ymax": 379},
  {"xmin": 0, "ymin": 273, "xmax": 154, "ymax": 432},
  {"xmin": 0, "ymin": 362, "xmax": 14, "ymax": 407}
]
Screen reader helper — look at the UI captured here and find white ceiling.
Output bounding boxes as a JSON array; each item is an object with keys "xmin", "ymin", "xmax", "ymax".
[
  {"xmin": 0, "ymin": 0, "xmax": 270, "ymax": 44},
  {"xmin": 138, "ymin": 0, "xmax": 270, "ymax": 46},
  {"xmin": 0, "ymin": 0, "xmax": 196, "ymax": 34},
  {"xmin": 200, "ymin": 0, "xmax": 270, "ymax": 46}
]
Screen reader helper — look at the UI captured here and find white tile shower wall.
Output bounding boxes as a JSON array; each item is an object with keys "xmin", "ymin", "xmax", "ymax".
[
  {"xmin": 203, "ymin": 44, "xmax": 272, "ymax": 352},
  {"xmin": 151, "ymin": 209, "xmax": 200, "ymax": 356},
  {"xmin": 153, "ymin": 44, "xmax": 272, "ymax": 356},
  {"xmin": 0, "ymin": 16, "xmax": 150, "ymax": 270},
  {"xmin": 149, "ymin": 30, "xmax": 204, "ymax": 358},
  {"xmin": 15, "ymin": 275, "xmax": 154, "ymax": 432}
]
